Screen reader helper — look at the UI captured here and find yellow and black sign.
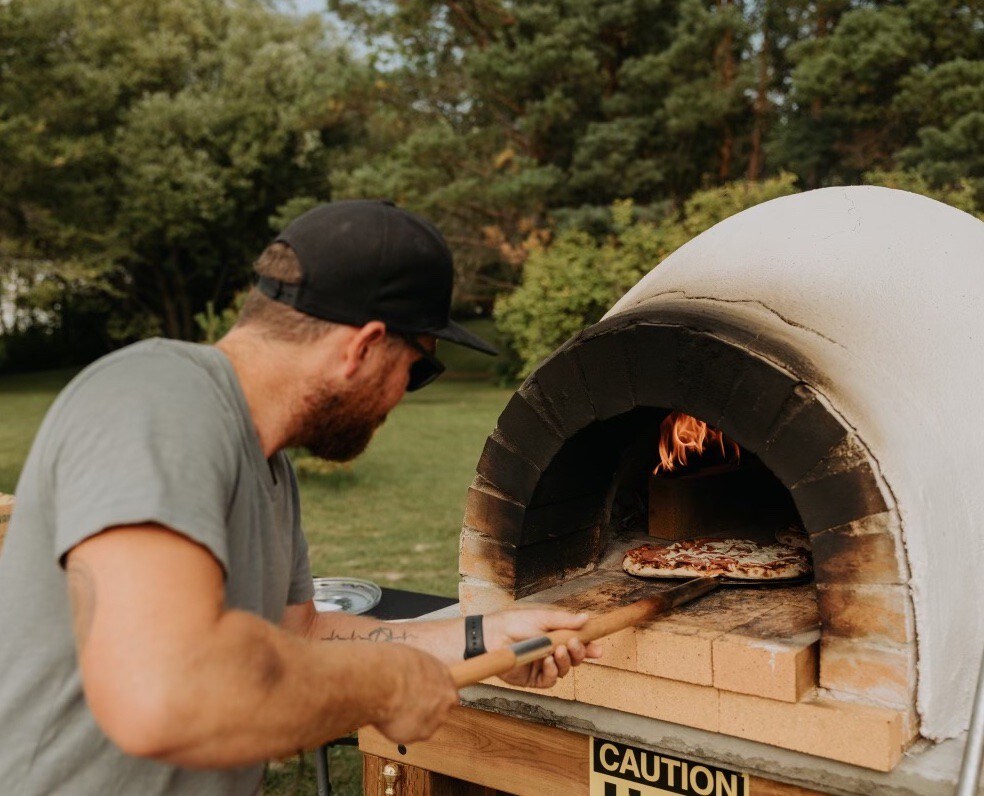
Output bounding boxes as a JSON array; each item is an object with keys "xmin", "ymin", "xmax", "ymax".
[{"xmin": 590, "ymin": 737, "xmax": 749, "ymax": 796}]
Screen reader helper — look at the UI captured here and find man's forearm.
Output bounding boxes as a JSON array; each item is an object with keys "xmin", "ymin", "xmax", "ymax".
[
  {"xmin": 310, "ymin": 611, "xmax": 465, "ymax": 664},
  {"xmin": 68, "ymin": 527, "xmax": 456, "ymax": 769},
  {"xmin": 147, "ymin": 610, "xmax": 402, "ymax": 767}
]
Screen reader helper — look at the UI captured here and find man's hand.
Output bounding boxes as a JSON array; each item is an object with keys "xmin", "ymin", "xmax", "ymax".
[
  {"xmin": 483, "ymin": 608, "xmax": 603, "ymax": 688},
  {"xmin": 371, "ymin": 644, "xmax": 458, "ymax": 744},
  {"xmin": 279, "ymin": 602, "xmax": 458, "ymax": 743}
]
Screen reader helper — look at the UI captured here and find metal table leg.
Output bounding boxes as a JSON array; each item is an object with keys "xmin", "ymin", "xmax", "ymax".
[
  {"xmin": 314, "ymin": 743, "xmax": 331, "ymax": 796},
  {"xmin": 314, "ymin": 736, "xmax": 358, "ymax": 796},
  {"xmin": 957, "ymin": 647, "xmax": 984, "ymax": 796}
]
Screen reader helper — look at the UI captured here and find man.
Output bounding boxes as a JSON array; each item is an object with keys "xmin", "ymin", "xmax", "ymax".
[{"xmin": 0, "ymin": 200, "xmax": 600, "ymax": 795}]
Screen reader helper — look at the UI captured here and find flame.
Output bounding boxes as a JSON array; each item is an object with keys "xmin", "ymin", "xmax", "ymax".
[{"xmin": 654, "ymin": 411, "xmax": 741, "ymax": 474}]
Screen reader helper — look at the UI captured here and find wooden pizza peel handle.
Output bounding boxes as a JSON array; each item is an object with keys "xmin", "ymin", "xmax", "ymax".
[{"xmin": 448, "ymin": 576, "xmax": 721, "ymax": 689}]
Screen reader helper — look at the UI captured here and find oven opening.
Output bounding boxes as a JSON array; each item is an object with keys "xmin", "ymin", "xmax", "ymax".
[{"xmin": 606, "ymin": 409, "xmax": 806, "ymax": 557}]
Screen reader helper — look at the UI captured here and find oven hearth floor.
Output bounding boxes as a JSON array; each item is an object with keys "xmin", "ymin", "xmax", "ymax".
[
  {"xmin": 520, "ymin": 532, "xmax": 821, "ymax": 702},
  {"xmin": 473, "ymin": 534, "xmax": 916, "ymax": 771}
]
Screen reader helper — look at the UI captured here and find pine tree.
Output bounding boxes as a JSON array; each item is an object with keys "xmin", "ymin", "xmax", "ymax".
[{"xmin": 772, "ymin": 0, "xmax": 983, "ymax": 188}]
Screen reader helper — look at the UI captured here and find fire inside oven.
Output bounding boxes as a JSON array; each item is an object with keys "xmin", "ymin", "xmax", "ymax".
[
  {"xmin": 608, "ymin": 409, "xmax": 804, "ymax": 549},
  {"xmin": 512, "ymin": 399, "xmax": 813, "ymax": 592}
]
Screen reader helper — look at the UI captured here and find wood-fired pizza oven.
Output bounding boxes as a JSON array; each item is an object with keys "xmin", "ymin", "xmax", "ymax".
[{"xmin": 457, "ymin": 187, "xmax": 984, "ymax": 773}]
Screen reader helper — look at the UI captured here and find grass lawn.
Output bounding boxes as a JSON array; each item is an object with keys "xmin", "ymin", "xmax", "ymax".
[
  {"xmin": 0, "ymin": 334, "xmax": 513, "ymax": 795},
  {"xmin": 296, "ymin": 377, "xmax": 510, "ymax": 596},
  {"xmin": 0, "ymin": 368, "xmax": 82, "ymax": 493}
]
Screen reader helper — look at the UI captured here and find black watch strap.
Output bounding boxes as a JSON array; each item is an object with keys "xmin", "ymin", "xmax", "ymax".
[{"xmin": 464, "ymin": 614, "xmax": 486, "ymax": 659}]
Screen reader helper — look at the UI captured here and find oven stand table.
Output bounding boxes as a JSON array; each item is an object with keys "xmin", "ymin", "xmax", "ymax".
[{"xmin": 314, "ymin": 587, "xmax": 456, "ymax": 796}]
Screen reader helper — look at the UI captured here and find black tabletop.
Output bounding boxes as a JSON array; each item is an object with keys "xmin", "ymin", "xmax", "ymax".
[{"xmin": 365, "ymin": 587, "xmax": 457, "ymax": 621}]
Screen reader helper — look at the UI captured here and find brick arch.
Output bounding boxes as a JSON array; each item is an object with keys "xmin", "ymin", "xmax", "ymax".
[{"xmin": 460, "ymin": 317, "xmax": 914, "ymax": 710}]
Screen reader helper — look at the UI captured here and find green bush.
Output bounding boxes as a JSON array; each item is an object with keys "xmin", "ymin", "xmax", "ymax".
[
  {"xmin": 494, "ymin": 175, "xmax": 800, "ymax": 377},
  {"xmin": 863, "ymin": 170, "xmax": 983, "ymax": 220},
  {"xmin": 194, "ymin": 293, "xmax": 247, "ymax": 344}
]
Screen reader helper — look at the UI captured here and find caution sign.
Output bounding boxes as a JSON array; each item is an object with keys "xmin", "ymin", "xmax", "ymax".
[{"xmin": 590, "ymin": 737, "xmax": 749, "ymax": 796}]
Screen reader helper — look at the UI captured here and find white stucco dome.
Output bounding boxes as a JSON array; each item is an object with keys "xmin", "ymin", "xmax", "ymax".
[{"xmin": 606, "ymin": 187, "xmax": 984, "ymax": 740}]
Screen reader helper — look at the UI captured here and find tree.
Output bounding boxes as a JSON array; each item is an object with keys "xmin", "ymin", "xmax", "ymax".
[
  {"xmin": 330, "ymin": 0, "xmax": 690, "ymax": 306},
  {"xmin": 0, "ymin": 0, "xmax": 369, "ymax": 346},
  {"xmin": 5, "ymin": 0, "xmax": 979, "ymax": 363},
  {"xmin": 865, "ymin": 169, "xmax": 983, "ymax": 220},
  {"xmin": 895, "ymin": 58, "xmax": 984, "ymax": 205},
  {"xmin": 569, "ymin": 0, "xmax": 755, "ymax": 202},
  {"xmin": 771, "ymin": 0, "xmax": 983, "ymax": 188},
  {"xmin": 0, "ymin": 0, "xmax": 122, "ymax": 365},
  {"xmin": 495, "ymin": 174, "xmax": 800, "ymax": 376},
  {"xmin": 330, "ymin": 0, "xmax": 770, "ymax": 306}
]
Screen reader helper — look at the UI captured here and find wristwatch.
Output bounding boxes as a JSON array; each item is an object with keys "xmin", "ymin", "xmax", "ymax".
[{"xmin": 464, "ymin": 614, "xmax": 486, "ymax": 659}]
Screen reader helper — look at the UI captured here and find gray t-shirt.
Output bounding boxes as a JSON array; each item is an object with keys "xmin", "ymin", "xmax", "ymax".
[{"xmin": 0, "ymin": 339, "xmax": 314, "ymax": 795}]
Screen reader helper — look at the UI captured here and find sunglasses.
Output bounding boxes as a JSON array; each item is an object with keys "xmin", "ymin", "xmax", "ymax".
[{"xmin": 399, "ymin": 334, "xmax": 446, "ymax": 391}]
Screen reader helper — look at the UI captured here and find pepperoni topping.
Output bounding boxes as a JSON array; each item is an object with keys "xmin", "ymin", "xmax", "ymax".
[{"xmin": 623, "ymin": 537, "xmax": 812, "ymax": 579}]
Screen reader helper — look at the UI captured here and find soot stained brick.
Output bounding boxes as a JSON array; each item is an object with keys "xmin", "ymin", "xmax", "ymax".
[
  {"xmin": 520, "ymin": 492, "xmax": 605, "ymax": 545},
  {"xmin": 463, "ymin": 483, "xmax": 527, "ymax": 545},
  {"xmin": 676, "ymin": 333, "xmax": 747, "ymax": 426},
  {"xmin": 514, "ymin": 525, "xmax": 601, "ymax": 596},
  {"xmin": 763, "ymin": 385, "xmax": 848, "ymax": 486},
  {"xmin": 797, "ymin": 435, "xmax": 870, "ymax": 484},
  {"xmin": 572, "ymin": 332, "xmax": 635, "ymax": 420},
  {"xmin": 531, "ymin": 350, "xmax": 596, "ymax": 438},
  {"xmin": 811, "ymin": 532, "xmax": 899, "ymax": 585},
  {"xmin": 792, "ymin": 464, "xmax": 889, "ymax": 532},
  {"xmin": 716, "ymin": 356, "xmax": 797, "ymax": 453},
  {"xmin": 495, "ymin": 392, "xmax": 565, "ymax": 471},
  {"xmin": 458, "ymin": 530, "xmax": 516, "ymax": 587},
  {"xmin": 476, "ymin": 436, "xmax": 542, "ymax": 504},
  {"xmin": 516, "ymin": 376, "xmax": 566, "ymax": 438},
  {"xmin": 621, "ymin": 323, "xmax": 683, "ymax": 409}
]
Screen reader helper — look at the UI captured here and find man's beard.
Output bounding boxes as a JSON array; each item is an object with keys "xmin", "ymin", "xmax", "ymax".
[{"xmin": 289, "ymin": 377, "xmax": 389, "ymax": 462}]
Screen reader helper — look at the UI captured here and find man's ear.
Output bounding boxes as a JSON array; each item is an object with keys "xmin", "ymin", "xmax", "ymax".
[{"xmin": 341, "ymin": 321, "xmax": 389, "ymax": 380}]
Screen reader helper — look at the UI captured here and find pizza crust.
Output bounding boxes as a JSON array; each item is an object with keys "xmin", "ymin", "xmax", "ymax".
[
  {"xmin": 623, "ymin": 537, "xmax": 812, "ymax": 581},
  {"xmin": 775, "ymin": 527, "xmax": 810, "ymax": 550}
]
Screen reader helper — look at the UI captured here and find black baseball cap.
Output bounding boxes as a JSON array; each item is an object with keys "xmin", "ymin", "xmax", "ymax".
[{"xmin": 258, "ymin": 200, "xmax": 498, "ymax": 358}]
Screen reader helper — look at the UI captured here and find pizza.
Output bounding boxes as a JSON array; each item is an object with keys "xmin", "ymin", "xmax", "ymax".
[
  {"xmin": 775, "ymin": 527, "xmax": 810, "ymax": 551},
  {"xmin": 622, "ymin": 537, "xmax": 812, "ymax": 581}
]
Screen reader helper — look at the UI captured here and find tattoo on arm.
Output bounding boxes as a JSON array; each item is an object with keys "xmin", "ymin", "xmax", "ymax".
[
  {"xmin": 66, "ymin": 557, "xmax": 97, "ymax": 651},
  {"xmin": 320, "ymin": 626, "xmax": 416, "ymax": 643}
]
